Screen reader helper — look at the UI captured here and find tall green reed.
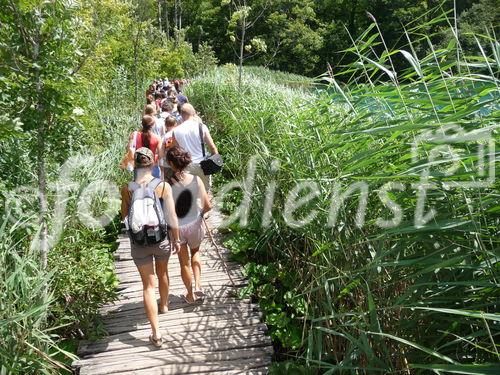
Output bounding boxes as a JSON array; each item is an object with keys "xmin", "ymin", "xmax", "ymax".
[
  {"xmin": 187, "ymin": 17, "xmax": 499, "ymax": 374},
  {"xmin": 0, "ymin": 221, "xmax": 77, "ymax": 374}
]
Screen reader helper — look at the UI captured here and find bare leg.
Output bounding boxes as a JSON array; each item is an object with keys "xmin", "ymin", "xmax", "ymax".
[
  {"xmin": 155, "ymin": 259, "xmax": 169, "ymax": 312},
  {"xmin": 137, "ymin": 262, "xmax": 161, "ymax": 339},
  {"xmin": 177, "ymin": 244, "xmax": 195, "ymax": 302},
  {"xmin": 191, "ymin": 247, "xmax": 202, "ymax": 291}
]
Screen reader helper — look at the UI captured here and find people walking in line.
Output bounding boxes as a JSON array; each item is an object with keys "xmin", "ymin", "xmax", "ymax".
[
  {"xmin": 146, "ymin": 94, "xmax": 155, "ymax": 106},
  {"xmin": 174, "ymin": 80, "xmax": 189, "ymax": 105},
  {"xmin": 156, "ymin": 91, "xmax": 167, "ymax": 110},
  {"xmin": 120, "ymin": 147, "xmax": 181, "ymax": 348},
  {"xmin": 159, "ymin": 115, "xmax": 178, "ymax": 180},
  {"xmin": 171, "ymin": 103, "xmax": 218, "ymax": 191},
  {"xmin": 159, "ymin": 100, "xmax": 175, "ymax": 125},
  {"xmin": 128, "ymin": 115, "xmax": 162, "ymax": 178},
  {"xmin": 144, "ymin": 104, "xmax": 166, "ymax": 138},
  {"xmin": 168, "ymin": 97, "xmax": 182, "ymax": 123},
  {"xmin": 166, "ymin": 146, "xmax": 212, "ymax": 303}
]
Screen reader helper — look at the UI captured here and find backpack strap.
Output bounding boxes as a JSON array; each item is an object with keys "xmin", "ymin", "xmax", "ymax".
[
  {"xmin": 148, "ymin": 178, "xmax": 163, "ymax": 190},
  {"xmin": 198, "ymin": 123, "xmax": 206, "ymax": 158},
  {"xmin": 128, "ymin": 181, "xmax": 141, "ymax": 193}
]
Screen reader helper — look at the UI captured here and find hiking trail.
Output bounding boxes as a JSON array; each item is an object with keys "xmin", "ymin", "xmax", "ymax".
[{"xmin": 73, "ymin": 210, "xmax": 273, "ymax": 374}]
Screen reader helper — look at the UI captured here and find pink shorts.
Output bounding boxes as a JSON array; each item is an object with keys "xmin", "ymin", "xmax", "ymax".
[{"xmin": 179, "ymin": 216, "xmax": 205, "ymax": 249}]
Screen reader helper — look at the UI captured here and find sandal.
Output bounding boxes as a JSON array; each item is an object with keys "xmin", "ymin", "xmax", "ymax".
[
  {"xmin": 149, "ymin": 334, "xmax": 163, "ymax": 348},
  {"xmin": 182, "ymin": 294, "xmax": 197, "ymax": 305},
  {"xmin": 194, "ymin": 289, "xmax": 206, "ymax": 298}
]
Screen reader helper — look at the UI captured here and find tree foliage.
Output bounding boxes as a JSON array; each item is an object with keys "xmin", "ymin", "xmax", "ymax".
[{"xmin": 177, "ymin": 0, "xmax": 498, "ymax": 76}]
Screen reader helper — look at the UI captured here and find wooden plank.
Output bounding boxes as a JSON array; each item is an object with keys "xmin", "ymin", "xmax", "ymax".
[
  {"xmin": 79, "ymin": 347, "xmax": 273, "ymax": 374},
  {"xmin": 102, "ymin": 302, "xmax": 258, "ymax": 322},
  {"xmin": 114, "ymin": 281, "xmax": 248, "ymax": 299},
  {"xmin": 99, "ymin": 296, "xmax": 247, "ymax": 315},
  {"xmin": 79, "ymin": 326, "xmax": 270, "ymax": 357},
  {"xmin": 78, "ymin": 322, "xmax": 270, "ymax": 357},
  {"xmin": 116, "ymin": 272, "xmax": 244, "ymax": 284},
  {"xmin": 99, "ymin": 292, "xmax": 244, "ymax": 314},
  {"xmin": 100, "ymin": 298, "xmax": 252, "ymax": 317},
  {"xmin": 102, "ymin": 357, "xmax": 271, "ymax": 375},
  {"xmin": 105, "ymin": 315, "xmax": 264, "ymax": 335},
  {"xmin": 75, "ymin": 333, "xmax": 272, "ymax": 366},
  {"xmin": 103, "ymin": 308, "xmax": 262, "ymax": 328},
  {"xmin": 79, "ymin": 320, "xmax": 270, "ymax": 353}
]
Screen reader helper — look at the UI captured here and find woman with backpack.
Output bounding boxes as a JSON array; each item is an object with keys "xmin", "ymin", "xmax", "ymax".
[
  {"xmin": 127, "ymin": 115, "xmax": 161, "ymax": 178},
  {"xmin": 165, "ymin": 146, "xmax": 212, "ymax": 303},
  {"xmin": 120, "ymin": 147, "xmax": 181, "ymax": 348}
]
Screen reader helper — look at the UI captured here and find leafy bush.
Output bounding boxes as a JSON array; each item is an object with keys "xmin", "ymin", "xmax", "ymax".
[
  {"xmin": 48, "ymin": 223, "xmax": 119, "ymax": 339},
  {"xmin": 154, "ymin": 40, "xmax": 219, "ymax": 79}
]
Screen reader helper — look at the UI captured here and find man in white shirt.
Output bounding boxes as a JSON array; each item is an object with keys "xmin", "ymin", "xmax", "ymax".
[{"xmin": 173, "ymin": 103, "xmax": 218, "ymax": 190}]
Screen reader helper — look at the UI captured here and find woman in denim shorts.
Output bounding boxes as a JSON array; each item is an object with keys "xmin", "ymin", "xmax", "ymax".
[{"xmin": 121, "ymin": 147, "xmax": 181, "ymax": 348}]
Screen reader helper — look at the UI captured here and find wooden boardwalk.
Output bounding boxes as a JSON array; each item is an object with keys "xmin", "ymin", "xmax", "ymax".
[{"xmin": 73, "ymin": 212, "xmax": 273, "ymax": 374}]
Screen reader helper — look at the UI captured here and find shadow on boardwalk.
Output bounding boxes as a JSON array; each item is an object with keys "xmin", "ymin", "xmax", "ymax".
[{"xmin": 72, "ymin": 211, "xmax": 273, "ymax": 374}]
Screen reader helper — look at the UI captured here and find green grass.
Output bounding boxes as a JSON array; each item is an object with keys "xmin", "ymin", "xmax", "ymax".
[{"xmin": 187, "ymin": 19, "xmax": 500, "ymax": 375}]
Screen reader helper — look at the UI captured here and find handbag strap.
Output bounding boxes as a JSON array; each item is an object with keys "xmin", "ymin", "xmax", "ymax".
[{"xmin": 198, "ymin": 122, "xmax": 206, "ymax": 158}]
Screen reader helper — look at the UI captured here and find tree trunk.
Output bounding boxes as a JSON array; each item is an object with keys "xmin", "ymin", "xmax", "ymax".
[
  {"xmin": 174, "ymin": 0, "xmax": 178, "ymax": 31},
  {"xmin": 198, "ymin": 26, "xmax": 202, "ymax": 50},
  {"xmin": 165, "ymin": 0, "xmax": 170, "ymax": 41},
  {"xmin": 348, "ymin": 0, "xmax": 358, "ymax": 37},
  {"xmin": 157, "ymin": 0, "xmax": 162, "ymax": 31},
  {"xmin": 37, "ymin": 120, "xmax": 49, "ymax": 269},
  {"xmin": 134, "ymin": 27, "xmax": 140, "ymax": 105},
  {"xmin": 33, "ymin": 27, "xmax": 48, "ymax": 269},
  {"xmin": 174, "ymin": 0, "xmax": 179, "ymax": 45},
  {"xmin": 238, "ymin": 14, "xmax": 246, "ymax": 90},
  {"xmin": 178, "ymin": 0, "xmax": 182, "ymax": 30}
]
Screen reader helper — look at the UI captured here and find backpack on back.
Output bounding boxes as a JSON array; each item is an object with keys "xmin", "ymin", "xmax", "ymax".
[{"xmin": 126, "ymin": 178, "xmax": 168, "ymax": 245}]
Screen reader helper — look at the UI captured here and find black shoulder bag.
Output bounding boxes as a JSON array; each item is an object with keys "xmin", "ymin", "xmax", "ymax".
[{"xmin": 198, "ymin": 123, "xmax": 223, "ymax": 175}]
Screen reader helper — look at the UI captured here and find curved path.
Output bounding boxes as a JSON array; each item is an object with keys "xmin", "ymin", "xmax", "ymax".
[{"xmin": 73, "ymin": 212, "xmax": 273, "ymax": 374}]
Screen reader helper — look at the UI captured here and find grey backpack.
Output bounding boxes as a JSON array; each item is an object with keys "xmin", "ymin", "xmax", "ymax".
[{"xmin": 126, "ymin": 178, "xmax": 168, "ymax": 245}]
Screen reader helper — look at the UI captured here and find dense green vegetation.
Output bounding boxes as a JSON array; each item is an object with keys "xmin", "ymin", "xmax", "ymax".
[
  {"xmin": 163, "ymin": 0, "xmax": 499, "ymax": 76},
  {"xmin": 186, "ymin": 18, "xmax": 499, "ymax": 374}
]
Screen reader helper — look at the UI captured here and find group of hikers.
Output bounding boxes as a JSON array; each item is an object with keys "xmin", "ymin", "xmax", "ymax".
[{"xmin": 120, "ymin": 78, "xmax": 221, "ymax": 348}]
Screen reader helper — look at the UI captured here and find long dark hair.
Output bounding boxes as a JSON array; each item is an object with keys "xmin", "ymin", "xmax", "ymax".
[{"xmin": 141, "ymin": 115, "xmax": 155, "ymax": 149}]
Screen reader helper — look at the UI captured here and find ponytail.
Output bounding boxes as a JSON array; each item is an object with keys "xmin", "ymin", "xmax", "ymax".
[{"xmin": 141, "ymin": 115, "xmax": 155, "ymax": 149}]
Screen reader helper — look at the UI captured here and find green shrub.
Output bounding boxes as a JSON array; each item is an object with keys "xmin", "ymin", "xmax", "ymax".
[{"xmin": 48, "ymin": 224, "xmax": 119, "ymax": 340}]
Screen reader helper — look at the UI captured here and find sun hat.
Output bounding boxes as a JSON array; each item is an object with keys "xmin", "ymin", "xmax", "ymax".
[{"xmin": 134, "ymin": 147, "xmax": 154, "ymax": 168}]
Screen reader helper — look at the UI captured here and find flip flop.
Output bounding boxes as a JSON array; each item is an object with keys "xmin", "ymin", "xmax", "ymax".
[
  {"xmin": 194, "ymin": 289, "xmax": 206, "ymax": 298},
  {"xmin": 149, "ymin": 334, "xmax": 163, "ymax": 348},
  {"xmin": 182, "ymin": 294, "xmax": 197, "ymax": 305},
  {"xmin": 158, "ymin": 305, "xmax": 169, "ymax": 314}
]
